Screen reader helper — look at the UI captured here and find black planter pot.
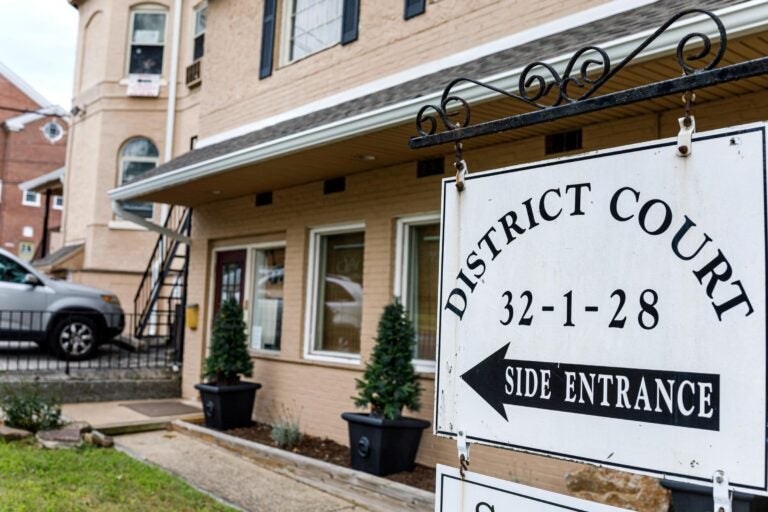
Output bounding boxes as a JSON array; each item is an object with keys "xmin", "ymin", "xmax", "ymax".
[
  {"xmin": 195, "ymin": 381, "xmax": 261, "ymax": 430},
  {"xmin": 661, "ymin": 479, "xmax": 754, "ymax": 512},
  {"xmin": 341, "ymin": 412, "xmax": 430, "ymax": 476}
]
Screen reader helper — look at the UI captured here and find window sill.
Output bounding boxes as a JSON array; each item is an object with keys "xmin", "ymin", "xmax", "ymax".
[
  {"xmin": 279, "ymin": 42, "xmax": 339, "ymax": 69},
  {"xmin": 108, "ymin": 220, "xmax": 148, "ymax": 231},
  {"xmin": 304, "ymin": 351, "xmax": 361, "ymax": 366},
  {"xmin": 412, "ymin": 359, "xmax": 436, "ymax": 374},
  {"xmin": 119, "ymin": 77, "xmax": 167, "ymax": 86},
  {"xmin": 249, "ymin": 348, "xmax": 280, "ymax": 357}
]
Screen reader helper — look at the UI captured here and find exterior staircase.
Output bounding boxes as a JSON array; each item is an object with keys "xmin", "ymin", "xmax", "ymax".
[{"xmin": 132, "ymin": 206, "xmax": 191, "ymax": 364}]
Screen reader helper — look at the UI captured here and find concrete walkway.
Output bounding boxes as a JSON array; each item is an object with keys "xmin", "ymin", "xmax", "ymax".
[{"xmin": 116, "ymin": 430, "xmax": 366, "ymax": 512}]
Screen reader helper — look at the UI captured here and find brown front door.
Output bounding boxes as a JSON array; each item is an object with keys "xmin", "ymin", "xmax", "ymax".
[{"xmin": 213, "ymin": 249, "xmax": 247, "ymax": 319}]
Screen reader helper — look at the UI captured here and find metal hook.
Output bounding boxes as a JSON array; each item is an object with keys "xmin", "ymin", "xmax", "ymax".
[
  {"xmin": 677, "ymin": 91, "xmax": 696, "ymax": 157},
  {"xmin": 459, "ymin": 453, "xmax": 470, "ymax": 478},
  {"xmin": 454, "ymin": 141, "xmax": 468, "ymax": 191}
]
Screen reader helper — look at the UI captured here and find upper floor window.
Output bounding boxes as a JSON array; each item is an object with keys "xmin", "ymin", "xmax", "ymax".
[
  {"xmin": 193, "ymin": 4, "xmax": 207, "ymax": 61},
  {"xmin": 129, "ymin": 7, "xmax": 168, "ymax": 75},
  {"xmin": 53, "ymin": 195, "xmax": 64, "ymax": 210},
  {"xmin": 285, "ymin": 0, "xmax": 343, "ymax": 62},
  {"xmin": 22, "ymin": 190, "xmax": 41, "ymax": 207},
  {"xmin": 119, "ymin": 137, "xmax": 158, "ymax": 218}
]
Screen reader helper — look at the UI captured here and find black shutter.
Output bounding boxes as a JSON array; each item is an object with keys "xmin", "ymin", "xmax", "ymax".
[
  {"xmin": 341, "ymin": 0, "xmax": 360, "ymax": 45},
  {"xmin": 404, "ymin": 0, "xmax": 425, "ymax": 19},
  {"xmin": 259, "ymin": 0, "xmax": 277, "ymax": 79}
]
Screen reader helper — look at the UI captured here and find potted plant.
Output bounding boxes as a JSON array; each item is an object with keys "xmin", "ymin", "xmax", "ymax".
[
  {"xmin": 341, "ymin": 299, "xmax": 430, "ymax": 476},
  {"xmin": 195, "ymin": 298, "xmax": 260, "ymax": 430}
]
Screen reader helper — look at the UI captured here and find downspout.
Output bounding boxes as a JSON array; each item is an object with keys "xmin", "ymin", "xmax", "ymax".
[
  {"xmin": 163, "ymin": 0, "xmax": 182, "ymax": 165},
  {"xmin": 112, "ymin": 0, "xmax": 184, "ymax": 239}
]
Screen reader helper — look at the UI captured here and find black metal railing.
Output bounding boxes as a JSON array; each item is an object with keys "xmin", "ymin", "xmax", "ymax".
[
  {"xmin": 0, "ymin": 310, "xmax": 182, "ymax": 375},
  {"xmin": 133, "ymin": 206, "xmax": 191, "ymax": 343}
]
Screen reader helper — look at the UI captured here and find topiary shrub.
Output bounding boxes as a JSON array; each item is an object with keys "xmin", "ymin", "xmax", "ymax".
[
  {"xmin": 0, "ymin": 383, "xmax": 63, "ymax": 433},
  {"xmin": 353, "ymin": 299, "xmax": 422, "ymax": 420},
  {"xmin": 204, "ymin": 298, "xmax": 254, "ymax": 386}
]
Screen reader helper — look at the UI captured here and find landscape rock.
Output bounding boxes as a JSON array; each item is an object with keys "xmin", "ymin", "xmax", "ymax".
[
  {"xmin": 36, "ymin": 423, "xmax": 87, "ymax": 449},
  {"xmin": 0, "ymin": 424, "xmax": 32, "ymax": 441},
  {"xmin": 566, "ymin": 467, "xmax": 670, "ymax": 512},
  {"xmin": 90, "ymin": 430, "xmax": 114, "ymax": 448},
  {"xmin": 68, "ymin": 421, "xmax": 93, "ymax": 434}
]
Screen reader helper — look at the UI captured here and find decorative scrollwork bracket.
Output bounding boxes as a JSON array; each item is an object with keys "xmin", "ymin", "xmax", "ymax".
[{"xmin": 412, "ymin": 9, "xmax": 742, "ymax": 148}]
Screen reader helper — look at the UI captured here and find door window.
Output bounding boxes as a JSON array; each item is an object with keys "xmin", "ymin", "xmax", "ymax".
[{"xmin": 213, "ymin": 250, "xmax": 247, "ymax": 319}]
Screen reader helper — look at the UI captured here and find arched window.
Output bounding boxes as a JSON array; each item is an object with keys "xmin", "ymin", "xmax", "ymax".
[{"xmin": 119, "ymin": 137, "xmax": 158, "ymax": 218}]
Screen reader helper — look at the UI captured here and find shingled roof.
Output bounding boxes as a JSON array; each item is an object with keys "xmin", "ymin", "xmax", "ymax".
[{"xmin": 125, "ymin": 0, "xmax": 737, "ymax": 188}]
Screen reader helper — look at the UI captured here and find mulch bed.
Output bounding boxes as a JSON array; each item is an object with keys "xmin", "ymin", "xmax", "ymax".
[{"xmin": 227, "ymin": 422, "xmax": 435, "ymax": 493}]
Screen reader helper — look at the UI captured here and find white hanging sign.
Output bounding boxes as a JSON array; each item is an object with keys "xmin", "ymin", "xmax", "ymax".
[
  {"xmin": 127, "ymin": 74, "xmax": 161, "ymax": 97},
  {"xmin": 436, "ymin": 123, "xmax": 768, "ymax": 494},
  {"xmin": 435, "ymin": 465, "xmax": 631, "ymax": 512}
]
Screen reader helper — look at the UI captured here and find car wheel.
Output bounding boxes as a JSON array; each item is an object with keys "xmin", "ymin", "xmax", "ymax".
[{"xmin": 49, "ymin": 315, "xmax": 99, "ymax": 361}]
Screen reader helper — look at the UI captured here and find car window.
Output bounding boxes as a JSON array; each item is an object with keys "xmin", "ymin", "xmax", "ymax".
[{"xmin": 0, "ymin": 254, "xmax": 29, "ymax": 284}]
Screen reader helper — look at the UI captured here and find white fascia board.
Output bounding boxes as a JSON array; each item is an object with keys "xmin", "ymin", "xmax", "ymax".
[
  {"xmin": 2, "ymin": 106, "xmax": 70, "ymax": 132},
  {"xmin": 108, "ymin": 0, "xmax": 768, "ymax": 202},
  {"xmin": 199, "ymin": 0, "xmax": 656, "ymax": 148},
  {"xmin": 19, "ymin": 167, "xmax": 65, "ymax": 192}
]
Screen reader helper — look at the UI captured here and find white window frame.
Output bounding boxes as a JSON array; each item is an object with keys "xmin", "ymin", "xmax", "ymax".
[
  {"xmin": 394, "ymin": 213, "xmax": 440, "ymax": 373},
  {"xmin": 280, "ymin": 0, "xmax": 344, "ymax": 65},
  {"xmin": 118, "ymin": 137, "xmax": 158, "ymax": 220},
  {"xmin": 303, "ymin": 222, "xmax": 364, "ymax": 364},
  {"xmin": 127, "ymin": 5, "xmax": 168, "ymax": 76},
  {"xmin": 22, "ymin": 190, "xmax": 41, "ymax": 207},
  {"xmin": 247, "ymin": 241, "xmax": 286, "ymax": 355},
  {"xmin": 192, "ymin": 2, "xmax": 207, "ymax": 62},
  {"xmin": 53, "ymin": 195, "xmax": 64, "ymax": 210},
  {"xmin": 41, "ymin": 120, "xmax": 65, "ymax": 144}
]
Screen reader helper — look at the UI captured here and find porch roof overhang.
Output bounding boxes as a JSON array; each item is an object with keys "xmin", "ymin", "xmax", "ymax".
[
  {"xmin": 19, "ymin": 167, "xmax": 65, "ymax": 194},
  {"xmin": 108, "ymin": 0, "xmax": 768, "ymax": 208}
]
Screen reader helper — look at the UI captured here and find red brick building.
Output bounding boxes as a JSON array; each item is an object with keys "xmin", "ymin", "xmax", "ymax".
[{"xmin": 0, "ymin": 62, "xmax": 67, "ymax": 261}]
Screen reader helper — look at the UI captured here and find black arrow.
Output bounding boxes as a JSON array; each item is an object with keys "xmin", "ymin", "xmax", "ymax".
[
  {"xmin": 459, "ymin": 343, "xmax": 721, "ymax": 431},
  {"xmin": 460, "ymin": 342, "xmax": 512, "ymax": 421}
]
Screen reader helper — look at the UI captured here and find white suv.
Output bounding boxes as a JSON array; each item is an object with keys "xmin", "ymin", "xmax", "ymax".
[{"xmin": 0, "ymin": 248, "xmax": 125, "ymax": 360}]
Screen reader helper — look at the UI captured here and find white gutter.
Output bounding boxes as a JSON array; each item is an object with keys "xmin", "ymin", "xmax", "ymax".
[
  {"xmin": 112, "ymin": 0, "xmax": 187, "ymax": 242},
  {"xmin": 108, "ymin": 0, "xmax": 768, "ymax": 202}
]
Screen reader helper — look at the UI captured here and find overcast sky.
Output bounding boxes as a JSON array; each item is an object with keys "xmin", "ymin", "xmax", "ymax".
[{"xmin": 0, "ymin": 0, "xmax": 78, "ymax": 109}]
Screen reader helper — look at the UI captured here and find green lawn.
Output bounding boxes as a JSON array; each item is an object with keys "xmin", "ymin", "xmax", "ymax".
[{"xmin": 0, "ymin": 440, "xmax": 235, "ymax": 512}]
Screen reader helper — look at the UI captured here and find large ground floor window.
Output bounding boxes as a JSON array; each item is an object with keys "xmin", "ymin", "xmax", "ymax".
[
  {"xmin": 396, "ymin": 214, "xmax": 440, "ymax": 371},
  {"xmin": 305, "ymin": 224, "xmax": 365, "ymax": 361},
  {"xmin": 249, "ymin": 246, "xmax": 285, "ymax": 351}
]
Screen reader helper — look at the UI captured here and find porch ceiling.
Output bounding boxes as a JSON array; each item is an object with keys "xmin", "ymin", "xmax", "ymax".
[{"xmin": 137, "ymin": 32, "xmax": 768, "ymax": 207}]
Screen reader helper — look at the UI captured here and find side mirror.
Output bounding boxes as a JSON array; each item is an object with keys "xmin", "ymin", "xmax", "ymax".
[{"xmin": 24, "ymin": 273, "xmax": 41, "ymax": 286}]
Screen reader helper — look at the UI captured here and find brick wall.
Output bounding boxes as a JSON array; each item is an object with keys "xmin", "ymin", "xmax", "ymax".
[{"xmin": 0, "ymin": 75, "xmax": 65, "ymax": 260}]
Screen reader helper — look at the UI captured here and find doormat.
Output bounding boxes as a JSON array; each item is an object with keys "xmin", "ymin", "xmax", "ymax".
[{"xmin": 119, "ymin": 401, "xmax": 200, "ymax": 418}]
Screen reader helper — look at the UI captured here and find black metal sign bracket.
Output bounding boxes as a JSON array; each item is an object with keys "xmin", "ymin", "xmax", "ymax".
[{"xmin": 409, "ymin": 9, "xmax": 768, "ymax": 150}]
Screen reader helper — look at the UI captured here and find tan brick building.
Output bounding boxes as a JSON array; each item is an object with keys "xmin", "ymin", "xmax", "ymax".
[
  {"xmin": 0, "ymin": 62, "xmax": 66, "ymax": 261},
  {"xmin": 71, "ymin": 0, "xmax": 768, "ymax": 500}
]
